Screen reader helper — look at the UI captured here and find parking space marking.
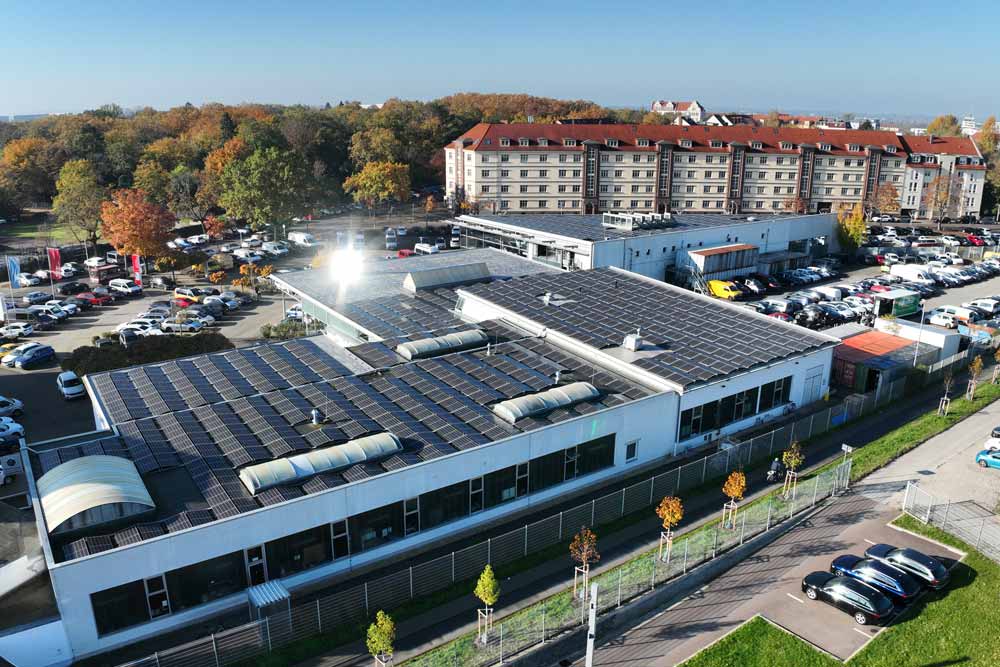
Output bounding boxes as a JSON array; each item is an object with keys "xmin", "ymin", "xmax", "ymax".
[
  {"xmin": 863, "ymin": 538, "xmax": 877, "ymax": 545},
  {"xmin": 853, "ymin": 628, "xmax": 872, "ymax": 638},
  {"xmin": 785, "ymin": 593, "xmax": 805, "ymax": 604}
]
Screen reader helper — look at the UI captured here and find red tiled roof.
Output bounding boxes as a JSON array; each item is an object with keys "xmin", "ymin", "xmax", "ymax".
[
  {"xmin": 448, "ymin": 123, "xmax": 908, "ymax": 156},
  {"xmin": 834, "ymin": 331, "xmax": 912, "ymax": 363},
  {"xmin": 751, "ymin": 113, "xmax": 822, "ymax": 124},
  {"xmin": 654, "ymin": 100, "xmax": 695, "ymax": 111},
  {"xmin": 905, "ymin": 163, "xmax": 942, "ymax": 169},
  {"xmin": 902, "ymin": 134, "xmax": 979, "ymax": 156},
  {"xmin": 956, "ymin": 164, "xmax": 987, "ymax": 171}
]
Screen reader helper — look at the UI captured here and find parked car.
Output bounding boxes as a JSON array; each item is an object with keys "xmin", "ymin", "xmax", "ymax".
[
  {"xmin": 241, "ymin": 237, "xmax": 263, "ymax": 249},
  {"xmin": 16, "ymin": 273, "xmax": 41, "ymax": 287},
  {"xmin": 285, "ymin": 304, "xmax": 304, "ymax": 320},
  {"xmin": 56, "ymin": 371, "xmax": 87, "ymax": 400},
  {"xmin": 149, "ymin": 276, "xmax": 176, "ymax": 290},
  {"xmin": 0, "ymin": 418, "xmax": 25, "ymax": 443},
  {"xmin": 975, "ymin": 449, "xmax": 1000, "ymax": 469},
  {"xmin": 160, "ymin": 319, "xmax": 205, "ymax": 333},
  {"xmin": 3, "ymin": 343, "xmax": 55, "ymax": 369},
  {"xmin": 0, "ymin": 396, "xmax": 24, "ymax": 418},
  {"xmin": 29, "ymin": 304, "xmax": 68, "ymax": 322},
  {"xmin": 21, "ymin": 291, "xmax": 49, "ymax": 306},
  {"xmin": 108, "ymin": 278, "xmax": 142, "ymax": 297},
  {"xmin": 830, "ymin": 555, "xmax": 922, "ymax": 602},
  {"xmin": 219, "ymin": 242, "xmax": 242, "ymax": 253},
  {"xmin": 801, "ymin": 571, "xmax": 894, "ymax": 625},
  {"xmin": 261, "ymin": 241, "xmax": 290, "ymax": 257},
  {"xmin": 0, "ymin": 322, "xmax": 34, "ymax": 339},
  {"xmin": 58, "ymin": 281, "xmax": 89, "ymax": 296},
  {"xmin": 77, "ymin": 291, "xmax": 114, "ymax": 306},
  {"xmin": 863, "ymin": 544, "xmax": 950, "ymax": 590},
  {"xmin": 46, "ymin": 299, "xmax": 79, "ymax": 316}
]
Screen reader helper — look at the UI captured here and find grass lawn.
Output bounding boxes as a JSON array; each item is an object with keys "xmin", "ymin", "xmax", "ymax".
[
  {"xmin": 0, "ymin": 214, "xmax": 81, "ymax": 245},
  {"xmin": 679, "ymin": 516, "xmax": 1000, "ymax": 667}
]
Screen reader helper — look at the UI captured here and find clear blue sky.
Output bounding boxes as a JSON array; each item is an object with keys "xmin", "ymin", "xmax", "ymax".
[{"xmin": 3, "ymin": 0, "xmax": 998, "ymax": 118}]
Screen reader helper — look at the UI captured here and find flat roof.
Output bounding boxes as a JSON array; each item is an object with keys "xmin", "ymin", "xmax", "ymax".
[
  {"xmin": 273, "ymin": 248, "xmax": 556, "ymax": 339},
  {"xmin": 460, "ymin": 267, "xmax": 838, "ymax": 388},
  {"xmin": 459, "ymin": 212, "xmax": 814, "ymax": 242},
  {"xmin": 38, "ymin": 326, "xmax": 652, "ymax": 562}
]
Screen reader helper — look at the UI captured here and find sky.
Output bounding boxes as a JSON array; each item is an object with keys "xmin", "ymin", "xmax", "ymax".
[{"xmin": 3, "ymin": 0, "xmax": 999, "ymax": 119}]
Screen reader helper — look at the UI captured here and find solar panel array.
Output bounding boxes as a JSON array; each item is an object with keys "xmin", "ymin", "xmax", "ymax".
[
  {"xmin": 464, "ymin": 268, "xmax": 833, "ymax": 387},
  {"xmin": 472, "ymin": 213, "xmax": 771, "ymax": 242},
  {"xmin": 88, "ymin": 339, "xmax": 353, "ymax": 424},
  {"xmin": 48, "ymin": 330, "xmax": 650, "ymax": 560},
  {"xmin": 337, "ymin": 287, "xmax": 467, "ymax": 339},
  {"xmin": 347, "ymin": 320, "xmax": 514, "ymax": 370}
]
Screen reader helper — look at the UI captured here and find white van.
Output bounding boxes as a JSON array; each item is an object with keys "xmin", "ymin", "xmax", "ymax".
[
  {"xmin": 890, "ymin": 264, "xmax": 935, "ymax": 284},
  {"xmin": 385, "ymin": 228, "xmax": 398, "ymax": 250},
  {"xmin": 108, "ymin": 278, "xmax": 142, "ymax": 296},
  {"xmin": 288, "ymin": 231, "xmax": 319, "ymax": 248},
  {"xmin": 450, "ymin": 225, "xmax": 461, "ymax": 249},
  {"xmin": 964, "ymin": 299, "xmax": 1000, "ymax": 316},
  {"xmin": 926, "ymin": 305, "xmax": 980, "ymax": 324},
  {"xmin": 814, "ymin": 286, "xmax": 842, "ymax": 301},
  {"xmin": 414, "ymin": 243, "xmax": 439, "ymax": 255}
]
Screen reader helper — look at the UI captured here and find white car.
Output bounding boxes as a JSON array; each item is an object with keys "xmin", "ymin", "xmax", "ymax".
[
  {"xmin": 160, "ymin": 319, "xmax": 204, "ymax": 333},
  {"xmin": 0, "ymin": 418, "xmax": 24, "ymax": 443},
  {"xmin": 396, "ymin": 227, "xmax": 408, "ymax": 237},
  {"xmin": 927, "ymin": 312, "xmax": 957, "ymax": 328},
  {"xmin": 233, "ymin": 249, "xmax": 263, "ymax": 263},
  {"xmin": 204, "ymin": 295, "xmax": 239, "ymax": 311},
  {"xmin": 115, "ymin": 321, "xmax": 156, "ymax": 334},
  {"xmin": 16, "ymin": 273, "xmax": 41, "ymax": 287},
  {"xmin": 186, "ymin": 234, "xmax": 209, "ymax": 245},
  {"xmin": 56, "ymin": 371, "xmax": 87, "ymax": 400},
  {"xmin": 940, "ymin": 236, "xmax": 961, "ymax": 247},
  {"xmin": 0, "ymin": 396, "xmax": 24, "ymax": 418},
  {"xmin": 0, "ymin": 323, "xmax": 34, "ymax": 339},
  {"xmin": 137, "ymin": 311, "xmax": 168, "ymax": 323},
  {"xmin": 261, "ymin": 241, "xmax": 289, "ymax": 257},
  {"xmin": 241, "ymin": 238, "xmax": 263, "ymax": 249},
  {"xmin": 83, "ymin": 257, "xmax": 105, "ymax": 268},
  {"xmin": 219, "ymin": 242, "xmax": 242, "ymax": 253},
  {"xmin": 33, "ymin": 269, "xmax": 60, "ymax": 281},
  {"xmin": 108, "ymin": 278, "xmax": 142, "ymax": 296},
  {"xmin": 46, "ymin": 300, "xmax": 79, "ymax": 316},
  {"xmin": 285, "ymin": 304, "xmax": 304, "ymax": 320}
]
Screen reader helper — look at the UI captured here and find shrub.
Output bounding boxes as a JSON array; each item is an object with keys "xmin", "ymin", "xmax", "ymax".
[{"xmin": 62, "ymin": 333, "xmax": 234, "ymax": 375}]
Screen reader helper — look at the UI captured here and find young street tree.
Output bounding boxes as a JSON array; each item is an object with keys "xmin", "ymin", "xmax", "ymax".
[
  {"xmin": 836, "ymin": 202, "xmax": 865, "ymax": 251},
  {"xmin": 655, "ymin": 496, "xmax": 683, "ymax": 561},
  {"xmin": 366, "ymin": 610, "xmax": 395, "ymax": 666},
  {"xmin": 473, "ymin": 564, "xmax": 500, "ymax": 642},
  {"xmin": 100, "ymin": 188, "xmax": 174, "ymax": 257},
  {"xmin": 53, "ymin": 159, "xmax": 106, "ymax": 254},
  {"xmin": 569, "ymin": 526, "xmax": 600, "ymax": 596},
  {"xmin": 722, "ymin": 470, "xmax": 747, "ymax": 529},
  {"xmin": 782, "ymin": 442, "xmax": 805, "ymax": 497},
  {"xmin": 219, "ymin": 147, "xmax": 311, "ymax": 230},
  {"xmin": 343, "ymin": 161, "xmax": 411, "ymax": 211},
  {"xmin": 869, "ymin": 182, "xmax": 900, "ymax": 215},
  {"xmin": 922, "ymin": 172, "xmax": 963, "ymax": 221}
]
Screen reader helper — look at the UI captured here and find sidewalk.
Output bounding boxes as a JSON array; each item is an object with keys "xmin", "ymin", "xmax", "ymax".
[{"xmin": 297, "ymin": 382, "xmax": 946, "ymax": 667}]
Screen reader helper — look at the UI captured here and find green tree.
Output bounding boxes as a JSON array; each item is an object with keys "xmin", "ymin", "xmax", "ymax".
[
  {"xmin": 979, "ymin": 116, "xmax": 998, "ymax": 158},
  {"xmin": 167, "ymin": 165, "xmax": 202, "ymax": 220},
  {"xmin": 53, "ymin": 159, "xmax": 106, "ymax": 252},
  {"xmin": 133, "ymin": 160, "xmax": 170, "ymax": 206},
  {"xmin": 343, "ymin": 161, "xmax": 410, "ymax": 209},
  {"xmin": 926, "ymin": 114, "xmax": 962, "ymax": 137},
  {"xmin": 219, "ymin": 147, "xmax": 310, "ymax": 229},
  {"xmin": 761, "ymin": 110, "xmax": 783, "ymax": 128},
  {"xmin": 349, "ymin": 127, "xmax": 404, "ymax": 166},
  {"xmin": 836, "ymin": 202, "xmax": 865, "ymax": 250},
  {"xmin": 219, "ymin": 111, "xmax": 237, "ymax": 142},
  {"xmin": 366, "ymin": 610, "xmax": 395, "ymax": 664},
  {"xmin": 782, "ymin": 441, "xmax": 805, "ymax": 473},
  {"xmin": 858, "ymin": 119, "xmax": 874, "ymax": 131},
  {"xmin": 474, "ymin": 564, "xmax": 500, "ymax": 609}
]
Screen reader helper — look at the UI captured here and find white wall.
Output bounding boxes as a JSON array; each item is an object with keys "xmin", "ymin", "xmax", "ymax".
[
  {"xmin": 48, "ymin": 392, "xmax": 674, "ymax": 659},
  {"xmin": 873, "ymin": 318, "xmax": 960, "ymax": 358}
]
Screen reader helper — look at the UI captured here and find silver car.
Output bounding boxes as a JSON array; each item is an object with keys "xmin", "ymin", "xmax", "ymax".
[{"xmin": 0, "ymin": 396, "xmax": 24, "ymax": 417}]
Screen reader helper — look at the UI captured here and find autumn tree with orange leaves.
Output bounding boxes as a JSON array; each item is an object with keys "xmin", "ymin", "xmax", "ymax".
[{"xmin": 100, "ymin": 188, "xmax": 175, "ymax": 257}]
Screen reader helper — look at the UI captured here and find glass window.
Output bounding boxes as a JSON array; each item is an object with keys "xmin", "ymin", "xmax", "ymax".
[
  {"xmin": 145, "ymin": 575, "xmax": 170, "ymax": 619},
  {"xmin": 166, "ymin": 551, "xmax": 247, "ymax": 613},
  {"xmin": 420, "ymin": 480, "xmax": 469, "ymax": 530},
  {"xmin": 404, "ymin": 497, "xmax": 420, "ymax": 536},
  {"xmin": 529, "ymin": 450, "xmax": 564, "ymax": 492},
  {"xmin": 564, "ymin": 447, "xmax": 579, "ymax": 480},
  {"xmin": 92, "ymin": 580, "xmax": 149, "ymax": 636},
  {"xmin": 516, "ymin": 463, "xmax": 529, "ymax": 497},
  {"xmin": 626, "ymin": 441, "xmax": 638, "ymax": 462},
  {"xmin": 349, "ymin": 502, "xmax": 404, "ymax": 553},
  {"xmin": 485, "ymin": 465, "xmax": 518, "ymax": 507},
  {"xmin": 578, "ymin": 435, "xmax": 615, "ymax": 475},
  {"xmin": 265, "ymin": 526, "xmax": 332, "ymax": 580},
  {"xmin": 331, "ymin": 520, "xmax": 349, "ymax": 560},
  {"xmin": 470, "ymin": 477, "xmax": 484, "ymax": 513}
]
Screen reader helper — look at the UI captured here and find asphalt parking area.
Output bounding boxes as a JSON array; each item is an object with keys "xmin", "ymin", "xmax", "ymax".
[
  {"xmin": 0, "ymin": 367, "xmax": 96, "ymax": 443},
  {"xmin": 758, "ymin": 498, "xmax": 963, "ymax": 660}
]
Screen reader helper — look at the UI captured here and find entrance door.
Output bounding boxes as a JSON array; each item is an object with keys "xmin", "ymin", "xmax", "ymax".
[
  {"xmin": 803, "ymin": 366, "xmax": 824, "ymax": 404},
  {"xmin": 246, "ymin": 545, "xmax": 268, "ymax": 586}
]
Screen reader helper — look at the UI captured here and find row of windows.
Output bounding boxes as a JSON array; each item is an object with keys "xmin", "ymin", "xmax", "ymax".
[
  {"xmin": 746, "ymin": 156, "xmax": 799, "ymax": 166},
  {"xmin": 744, "ymin": 171, "xmax": 799, "ymax": 180},
  {"xmin": 676, "ymin": 185, "xmax": 727, "ymax": 194},
  {"xmin": 602, "ymin": 184, "xmax": 655, "ymax": 194},
  {"xmin": 679, "ymin": 377, "xmax": 792, "ymax": 440},
  {"xmin": 674, "ymin": 170, "xmax": 727, "ymax": 179},
  {"xmin": 743, "ymin": 186, "xmax": 797, "ymax": 195},
  {"xmin": 90, "ymin": 435, "xmax": 618, "ymax": 636}
]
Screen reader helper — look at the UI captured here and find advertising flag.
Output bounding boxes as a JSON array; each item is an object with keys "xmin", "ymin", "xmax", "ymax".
[
  {"xmin": 47, "ymin": 247, "xmax": 61, "ymax": 275},
  {"xmin": 132, "ymin": 254, "xmax": 143, "ymax": 287},
  {"xmin": 5, "ymin": 256, "xmax": 19, "ymax": 285}
]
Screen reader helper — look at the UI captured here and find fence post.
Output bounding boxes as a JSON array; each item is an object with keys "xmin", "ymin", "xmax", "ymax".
[
  {"xmin": 812, "ymin": 475, "xmax": 819, "ymax": 507},
  {"xmin": 726, "ymin": 447, "xmax": 731, "ymax": 472},
  {"xmin": 739, "ymin": 512, "xmax": 746, "ymax": 545},
  {"xmin": 154, "ymin": 652, "xmax": 161, "ymax": 667},
  {"xmin": 902, "ymin": 482, "xmax": 911, "ymax": 513},
  {"xmin": 649, "ymin": 476, "xmax": 655, "ymax": 505},
  {"xmin": 712, "ymin": 524, "xmax": 719, "ymax": 558},
  {"xmin": 682, "ymin": 539, "xmax": 689, "ymax": 573},
  {"xmin": 542, "ymin": 607, "xmax": 546, "ymax": 643},
  {"xmin": 651, "ymin": 554, "xmax": 656, "ymax": 590},
  {"xmin": 810, "ymin": 413, "xmax": 816, "ymax": 436},
  {"xmin": 977, "ymin": 518, "xmax": 986, "ymax": 550},
  {"xmin": 827, "ymin": 408, "xmax": 832, "ymax": 432},
  {"xmin": 943, "ymin": 499, "xmax": 951, "ymax": 528},
  {"xmin": 500, "ymin": 622, "xmax": 504, "ymax": 664},
  {"xmin": 524, "ymin": 525, "xmax": 529, "ymax": 556},
  {"xmin": 559, "ymin": 511, "xmax": 563, "ymax": 540},
  {"xmin": 617, "ymin": 568, "xmax": 623, "ymax": 607},
  {"xmin": 766, "ymin": 496, "xmax": 772, "ymax": 531},
  {"xmin": 364, "ymin": 582, "xmax": 369, "ymax": 616},
  {"xmin": 789, "ymin": 421, "xmax": 796, "ymax": 443},
  {"xmin": 212, "ymin": 633, "xmax": 220, "ymax": 667},
  {"xmin": 409, "ymin": 566, "xmax": 414, "ymax": 599},
  {"xmin": 620, "ymin": 488, "xmax": 626, "ymax": 518},
  {"xmin": 591, "ymin": 499, "xmax": 596, "ymax": 526},
  {"xmin": 768, "ymin": 429, "xmax": 775, "ymax": 456},
  {"xmin": 316, "ymin": 598, "xmax": 322, "ymax": 634},
  {"xmin": 488, "ymin": 538, "xmax": 492, "ymax": 564},
  {"xmin": 265, "ymin": 617, "xmax": 272, "ymax": 653},
  {"xmin": 925, "ymin": 493, "xmax": 934, "ymax": 524},
  {"xmin": 451, "ymin": 551, "xmax": 456, "ymax": 582},
  {"xmin": 702, "ymin": 456, "xmax": 708, "ymax": 483}
]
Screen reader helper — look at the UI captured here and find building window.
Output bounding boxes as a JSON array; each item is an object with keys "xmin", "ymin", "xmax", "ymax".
[
  {"xmin": 420, "ymin": 480, "xmax": 469, "ymax": 530},
  {"xmin": 539, "ymin": 154, "xmax": 548, "ymax": 163},
  {"xmin": 331, "ymin": 520, "xmax": 349, "ymax": 559},
  {"xmin": 266, "ymin": 526, "xmax": 333, "ymax": 580},
  {"xmin": 349, "ymin": 502, "xmax": 404, "ymax": 553},
  {"xmin": 499, "ymin": 138, "xmax": 510, "ymax": 147},
  {"xmin": 92, "ymin": 580, "xmax": 150, "ymax": 636},
  {"xmin": 165, "ymin": 551, "xmax": 247, "ymax": 614},
  {"xmin": 500, "ymin": 154, "xmax": 509, "ymax": 162}
]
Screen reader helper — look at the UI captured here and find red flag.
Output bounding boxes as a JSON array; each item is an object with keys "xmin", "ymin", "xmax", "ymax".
[
  {"xmin": 132, "ymin": 254, "xmax": 143, "ymax": 287},
  {"xmin": 46, "ymin": 247, "xmax": 61, "ymax": 274}
]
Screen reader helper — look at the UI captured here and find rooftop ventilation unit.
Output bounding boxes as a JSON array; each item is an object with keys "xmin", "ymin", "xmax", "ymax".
[
  {"xmin": 395, "ymin": 329, "xmax": 489, "ymax": 361},
  {"xmin": 491, "ymin": 382, "xmax": 600, "ymax": 424},
  {"xmin": 239, "ymin": 432, "xmax": 403, "ymax": 495},
  {"xmin": 623, "ymin": 329, "xmax": 643, "ymax": 351},
  {"xmin": 601, "ymin": 212, "xmax": 675, "ymax": 231}
]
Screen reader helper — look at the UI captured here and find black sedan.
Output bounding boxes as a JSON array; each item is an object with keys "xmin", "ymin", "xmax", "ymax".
[
  {"xmin": 831, "ymin": 555, "xmax": 922, "ymax": 602},
  {"xmin": 58, "ymin": 281, "xmax": 89, "ymax": 296},
  {"xmin": 802, "ymin": 572, "xmax": 894, "ymax": 625},
  {"xmin": 864, "ymin": 544, "xmax": 950, "ymax": 590}
]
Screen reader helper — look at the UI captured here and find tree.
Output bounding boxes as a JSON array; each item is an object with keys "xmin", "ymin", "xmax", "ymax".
[
  {"xmin": 133, "ymin": 160, "xmax": 170, "ymax": 206},
  {"xmin": 723, "ymin": 471, "xmax": 746, "ymax": 503},
  {"xmin": 782, "ymin": 442, "xmax": 805, "ymax": 498},
  {"xmin": 969, "ymin": 355, "xmax": 984, "ymax": 400},
  {"xmin": 343, "ymin": 161, "xmax": 410, "ymax": 210},
  {"xmin": 978, "ymin": 116, "xmax": 998, "ymax": 158},
  {"xmin": 349, "ymin": 127, "xmax": 405, "ymax": 166},
  {"xmin": 782, "ymin": 195, "xmax": 806, "ymax": 214},
  {"xmin": 100, "ymin": 188, "xmax": 175, "ymax": 257},
  {"xmin": 926, "ymin": 115, "xmax": 962, "ymax": 137},
  {"xmin": 219, "ymin": 111, "xmax": 237, "ymax": 142},
  {"xmin": 219, "ymin": 147, "xmax": 310, "ymax": 229},
  {"xmin": 473, "ymin": 564, "xmax": 500, "ymax": 641},
  {"xmin": 198, "ymin": 137, "xmax": 250, "ymax": 211},
  {"xmin": 53, "ymin": 159, "xmax": 106, "ymax": 253},
  {"xmin": 365, "ymin": 610, "xmax": 395, "ymax": 666},
  {"xmin": 167, "ymin": 165, "xmax": 203, "ymax": 219},
  {"xmin": 202, "ymin": 214, "xmax": 229, "ymax": 239},
  {"xmin": 859, "ymin": 119, "xmax": 874, "ymax": 131},
  {"xmin": 0, "ymin": 137, "xmax": 59, "ymax": 205},
  {"xmin": 424, "ymin": 194, "xmax": 435, "ymax": 216},
  {"xmin": 761, "ymin": 110, "xmax": 783, "ymax": 128},
  {"xmin": 569, "ymin": 526, "xmax": 599, "ymax": 596},
  {"xmin": 870, "ymin": 182, "xmax": 900, "ymax": 215},
  {"xmin": 208, "ymin": 271, "xmax": 227, "ymax": 284},
  {"xmin": 656, "ymin": 496, "xmax": 683, "ymax": 562},
  {"xmin": 922, "ymin": 172, "xmax": 962, "ymax": 220},
  {"xmin": 836, "ymin": 202, "xmax": 865, "ymax": 251}
]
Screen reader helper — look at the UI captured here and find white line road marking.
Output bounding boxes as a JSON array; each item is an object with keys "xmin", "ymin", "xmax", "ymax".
[
  {"xmin": 854, "ymin": 628, "xmax": 872, "ymax": 638},
  {"xmin": 863, "ymin": 539, "xmax": 877, "ymax": 545},
  {"xmin": 786, "ymin": 593, "xmax": 805, "ymax": 604}
]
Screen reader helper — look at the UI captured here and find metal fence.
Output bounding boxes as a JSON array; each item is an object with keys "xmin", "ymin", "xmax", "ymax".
[
  {"xmin": 111, "ymin": 391, "xmax": 883, "ymax": 667},
  {"xmin": 902, "ymin": 482, "xmax": 1000, "ymax": 564}
]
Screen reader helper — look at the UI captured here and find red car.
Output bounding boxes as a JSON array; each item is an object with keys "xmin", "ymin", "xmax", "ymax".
[
  {"xmin": 767, "ymin": 312, "xmax": 791, "ymax": 321},
  {"xmin": 966, "ymin": 234, "xmax": 986, "ymax": 247},
  {"xmin": 171, "ymin": 297, "xmax": 195, "ymax": 309},
  {"xmin": 77, "ymin": 291, "xmax": 114, "ymax": 306},
  {"xmin": 869, "ymin": 284, "xmax": 892, "ymax": 293}
]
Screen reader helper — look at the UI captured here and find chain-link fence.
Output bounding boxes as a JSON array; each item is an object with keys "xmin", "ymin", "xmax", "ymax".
[{"xmin": 902, "ymin": 482, "xmax": 1000, "ymax": 564}]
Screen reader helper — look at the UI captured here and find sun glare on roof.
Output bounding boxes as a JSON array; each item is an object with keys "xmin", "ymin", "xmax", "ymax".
[{"xmin": 329, "ymin": 246, "xmax": 365, "ymax": 285}]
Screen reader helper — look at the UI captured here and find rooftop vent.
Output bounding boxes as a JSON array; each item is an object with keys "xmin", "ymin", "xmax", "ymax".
[
  {"xmin": 623, "ymin": 329, "xmax": 643, "ymax": 351},
  {"xmin": 492, "ymin": 382, "xmax": 600, "ymax": 424},
  {"xmin": 601, "ymin": 212, "xmax": 675, "ymax": 231},
  {"xmin": 239, "ymin": 432, "xmax": 403, "ymax": 495},
  {"xmin": 395, "ymin": 329, "xmax": 489, "ymax": 361}
]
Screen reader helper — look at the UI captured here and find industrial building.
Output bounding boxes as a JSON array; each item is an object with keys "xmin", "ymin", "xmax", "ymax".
[
  {"xmin": 7, "ymin": 259, "xmax": 838, "ymax": 663},
  {"xmin": 452, "ymin": 211, "xmax": 838, "ymax": 283}
]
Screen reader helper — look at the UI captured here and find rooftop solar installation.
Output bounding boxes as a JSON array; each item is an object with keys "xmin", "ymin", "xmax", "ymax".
[
  {"xmin": 45, "ymin": 328, "xmax": 650, "ymax": 561},
  {"xmin": 461, "ymin": 267, "xmax": 836, "ymax": 388},
  {"xmin": 462, "ymin": 213, "xmax": 788, "ymax": 242}
]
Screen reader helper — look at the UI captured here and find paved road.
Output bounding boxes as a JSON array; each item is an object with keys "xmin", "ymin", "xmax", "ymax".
[{"xmin": 572, "ymin": 396, "xmax": 990, "ymax": 666}]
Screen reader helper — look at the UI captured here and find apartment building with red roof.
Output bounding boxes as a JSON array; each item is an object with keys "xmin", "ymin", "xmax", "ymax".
[{"xmin": 444, "ymin": 123, "xmax": 984, "ymax": 220}]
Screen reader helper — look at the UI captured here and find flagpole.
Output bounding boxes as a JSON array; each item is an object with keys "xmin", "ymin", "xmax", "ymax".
[{"xmin": 5, "ymin": 256, "xmax": 17, "ymax": 317}]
